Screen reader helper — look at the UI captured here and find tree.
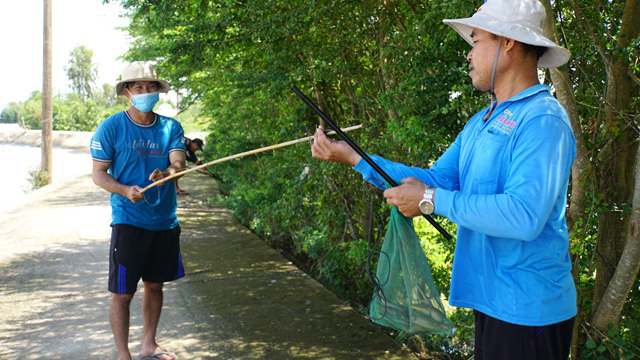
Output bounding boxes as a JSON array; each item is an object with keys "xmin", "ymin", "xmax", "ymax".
[
  {"xmin": 541, "ymin": 0, "xmax": 640, "ymax": 357},
  {"xmin": 64, "ymin": 45, "xmax": 98, "ymax": 100},
  {"xmin": 0, "ymin": 102, "xmax": 20, "ymax": 123}
]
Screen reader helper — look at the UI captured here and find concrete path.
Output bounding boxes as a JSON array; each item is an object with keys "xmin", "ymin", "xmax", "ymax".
[{"xmin": 0, "ymin": 153, "xmax": 415, "ymax": 359}]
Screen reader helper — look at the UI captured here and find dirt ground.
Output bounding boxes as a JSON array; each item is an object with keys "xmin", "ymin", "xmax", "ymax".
[{"xmin": 0, "ymin": 152, "xmax": 416, "ymax": 360}]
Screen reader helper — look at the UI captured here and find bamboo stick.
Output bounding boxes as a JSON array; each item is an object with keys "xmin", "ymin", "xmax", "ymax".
[{"xmin": 139, "ymin": 124, "xmax": 363, "ymax": 194}]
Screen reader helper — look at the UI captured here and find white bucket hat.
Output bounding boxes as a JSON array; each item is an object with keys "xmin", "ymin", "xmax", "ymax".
[
  {"xmin": 442, "ymin": 0, "xmax": 570, "ymax": 68},
  {"xmin": 116, "ymin": 61, "xmax": 171, "ymax": 95}
]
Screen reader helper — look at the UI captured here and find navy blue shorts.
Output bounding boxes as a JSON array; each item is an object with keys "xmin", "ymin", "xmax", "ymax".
[
  {"xmin": 108, "ymin": 224, "xmax": 184, "ymax": 294},
  {"xmin": 473, "ymin": 310, "xmax": 575, "ymax": 360}
]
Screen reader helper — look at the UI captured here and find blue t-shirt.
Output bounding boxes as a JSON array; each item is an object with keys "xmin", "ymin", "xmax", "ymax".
[
  {"xmin": 91, "ymin": 111, "xmax": 185, "ymax": 231},
  {"xmin": 354, "ymin": 84, "xmax": 577, "ymax": 326}
]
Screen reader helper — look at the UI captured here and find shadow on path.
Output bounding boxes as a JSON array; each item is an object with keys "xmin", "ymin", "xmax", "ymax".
[{"xmin": 0, "ymin": 169, "xmax": 415, "ymax": 360}]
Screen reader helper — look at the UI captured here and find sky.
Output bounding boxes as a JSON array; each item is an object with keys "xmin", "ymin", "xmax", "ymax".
[{"xmin": 0, "ymin": 0, "xmax": 131, "ymax": 110}]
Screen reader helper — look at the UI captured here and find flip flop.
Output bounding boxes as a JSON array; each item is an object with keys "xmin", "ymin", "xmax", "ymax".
[
  {"xmin": 139, "ymin": 351, "xmax": 178, "ymax": 360},
  {"xmin": 176, "ymin": 190, "xmax": 189, "ymax": 195}
]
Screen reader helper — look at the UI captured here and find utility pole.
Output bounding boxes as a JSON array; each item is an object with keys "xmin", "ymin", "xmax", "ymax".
[{"xmin": 42, "ymin": 0, "xmax": 53, "ymax": 184}]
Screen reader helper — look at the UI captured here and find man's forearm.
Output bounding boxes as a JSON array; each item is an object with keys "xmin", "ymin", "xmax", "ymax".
[
  {"xmin": 93, "ymin": 170, "xmax": 128, "ymax": 197},
  {"xmin": 165, "ymin": 151, "xmax": 187, "ymax": 180},
  {"xmin": 166, "ymin": 159, "xmax": 186, "ymax": 180},
  {"xmin": 93, "ymin": 169, "xmax": 145, "ymax": 203}
]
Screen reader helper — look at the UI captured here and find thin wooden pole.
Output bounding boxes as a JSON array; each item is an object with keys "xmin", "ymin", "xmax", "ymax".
[
  {"xmin": 139, "ymin": 124, "xmax": 363, "ymax": 194},
  {"xmin": 42, "ymin": 0, "xmax": 53, "ymax": 184}
]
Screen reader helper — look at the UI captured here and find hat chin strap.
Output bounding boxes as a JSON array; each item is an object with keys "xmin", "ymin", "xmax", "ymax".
[{"xmin": 483, "ymin": 36, "xmax": 503, "ymax": 121}]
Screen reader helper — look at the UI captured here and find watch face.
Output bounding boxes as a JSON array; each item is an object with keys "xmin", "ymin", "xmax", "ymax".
[{"xmin": 419, "ymin": 200, "xmax": 434, "ymax": 215}]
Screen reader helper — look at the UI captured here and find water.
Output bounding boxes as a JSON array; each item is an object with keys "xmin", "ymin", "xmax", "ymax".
[{"xmin": 0, "ymin": 143, "xmax": 92, "ymax": 214}]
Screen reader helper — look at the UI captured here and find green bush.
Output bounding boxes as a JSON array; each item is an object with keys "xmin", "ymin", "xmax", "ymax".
[{"xmin": 27, "ymin": 167, "xmax": 49, "ymax": 191}]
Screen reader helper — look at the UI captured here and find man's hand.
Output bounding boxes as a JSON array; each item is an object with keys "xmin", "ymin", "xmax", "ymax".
[
  {"xmin": 148, "ymin": 160, "xmax": 184, "ymax": 184},
  {"xmin": 149, "ymin": 168, "xmax": 166, "ymax": 182},
  {"xmin": 126, "ymin": 185, "xmax": 145, "ymax": 203},
  {"xmin": 93, "ymin": 160, "xmax": 144, "ymax": 204},
  {"xmin": 311, "ymin": 125, "xmax": 362, "ymax": 166},
  {"xmin": 383, "ymin": 177, "xmax": 429, "ymax": 217}
]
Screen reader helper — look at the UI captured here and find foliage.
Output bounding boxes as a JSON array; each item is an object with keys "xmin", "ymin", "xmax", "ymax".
[
  {"xmin": 168, "ymin": 101, "xmax": 205, "ymax": 134},
  {"xmin": 105, "ymin": 0, "xmax": 484, "ymax": 356},
  {"xmin": 552, "ymin": 0, "xmax": 640, "ymax": 357},
  {"xmin": 0, "ymin": 102, "xmax": 22, "ymax": 124},
  {"xmin": 64, "ymin": 45, "xmax": 99, "ymax": 100},
  {"xmin": 104, "ymin": 0, "xmax": 639, "ymax": 358},
  {"xmin": 0, "ymin": 78, "xmax": 205, "ymax": 133},
  {"xmin": 1, "ymin": 89, "xmax": 128, "ymax": 132},
  {"xmin": 27, "ymin": 167, "xmax": 49, "ymax": 191},
  {"xmin": 582, "ymin": 321, "xmax": 640, "ymax": 360}
]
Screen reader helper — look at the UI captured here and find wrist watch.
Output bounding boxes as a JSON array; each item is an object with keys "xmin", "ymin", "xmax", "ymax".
[{"xmin": 419, "ymin": 186, "xmax": 436, "ymax": 215}]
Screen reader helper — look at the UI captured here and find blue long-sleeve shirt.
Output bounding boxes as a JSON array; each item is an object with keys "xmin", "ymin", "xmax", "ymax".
[{"xmin": 353, "ymin": 84, "xmax": 577, "ymax": 326}]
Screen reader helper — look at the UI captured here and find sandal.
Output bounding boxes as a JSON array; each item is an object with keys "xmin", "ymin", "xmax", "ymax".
[{"xmin": 139, "ymin": 351, "xmax": 178, "ymax": 359}]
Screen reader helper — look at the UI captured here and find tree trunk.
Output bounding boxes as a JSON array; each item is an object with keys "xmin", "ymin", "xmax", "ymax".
[
  {"xmin": 540, "ymin": 1, "xmax": 592, "ymax": 356},
  {"xmin": 594, "ymin": 141, "xmax": 637, "ymax": 319},
  {"xmin": 541, "ymin": 1, "xmax": 593, "ymax": 233},
  {"xmin": 591, "ymin": 0, "xmax": 640, "ymax": 324},
  {"xmin": 592, "ymin": 140, "xmax": 640, "ymax": 330}
]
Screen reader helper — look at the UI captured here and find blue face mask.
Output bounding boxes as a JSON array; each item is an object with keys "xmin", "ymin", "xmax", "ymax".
[{"xmin": 128, "ymin": 89, "xmax": 160, "ymax": 113}]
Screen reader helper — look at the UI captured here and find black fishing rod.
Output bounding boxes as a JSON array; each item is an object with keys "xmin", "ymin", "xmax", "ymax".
[{"xmin": 292, "ymin": 85, "xmax": 452, "ymax": 240}]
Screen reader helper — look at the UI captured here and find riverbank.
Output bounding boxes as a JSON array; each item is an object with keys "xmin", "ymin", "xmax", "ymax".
[{"xmin": 0, "ymin": 123, "xmax": 94, "ymax": 151}]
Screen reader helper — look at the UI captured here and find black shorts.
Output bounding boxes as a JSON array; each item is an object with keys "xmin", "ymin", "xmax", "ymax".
[
  {"xmin": 108, "ymin": 224, "xmax": 184, "ymax": 294},
  {"xmin": 473, "ymin": 310, "xmax": 575, "ymax": 360}
]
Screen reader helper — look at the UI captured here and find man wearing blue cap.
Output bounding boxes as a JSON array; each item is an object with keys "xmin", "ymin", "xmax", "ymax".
[{"xmin": 311, "ymin": 1, "xmax": 576, "ymax": 358}]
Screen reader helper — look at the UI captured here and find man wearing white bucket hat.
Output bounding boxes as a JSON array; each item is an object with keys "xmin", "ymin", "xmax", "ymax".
[
  {"xmin": 311, "ymin": 0, "xmax": 576, "ymax": 358},
  {"xmin": 91, "ymin": 61, "xmax": 185, "ymax": 360}
]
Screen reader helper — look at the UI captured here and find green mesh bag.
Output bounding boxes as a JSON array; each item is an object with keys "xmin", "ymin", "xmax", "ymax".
[{"xmin": 369, "ymin": 206, "xmax": 451, "ymax": 334}]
